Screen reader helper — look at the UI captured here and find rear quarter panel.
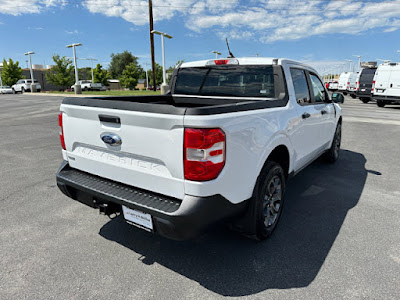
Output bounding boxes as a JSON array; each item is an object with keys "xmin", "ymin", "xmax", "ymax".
[{"xmin": 183, "ymin": 104, "xmax": 296, "ymax": 204}]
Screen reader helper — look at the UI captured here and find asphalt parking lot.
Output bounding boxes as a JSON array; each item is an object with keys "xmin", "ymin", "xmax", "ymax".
[{"xmin": 1, "ymin": 94, "xmax": 399, "ymax": 299}]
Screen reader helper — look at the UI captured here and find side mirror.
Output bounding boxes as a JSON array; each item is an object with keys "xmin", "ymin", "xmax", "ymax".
[{"xmin": 331, "ymin": 93, "xmax": 344, "ymax": 103}]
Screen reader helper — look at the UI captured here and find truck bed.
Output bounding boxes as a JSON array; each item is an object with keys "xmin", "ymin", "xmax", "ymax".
[{"xmin": 62, "ymin": 94, "xmax": 288, "ymax": 116}]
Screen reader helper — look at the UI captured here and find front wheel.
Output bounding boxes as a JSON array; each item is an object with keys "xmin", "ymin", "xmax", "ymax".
[
  {"xmin": 253, "ymin": 161, "xmax": 286, "ymax": 241},
  {"xmin": 12, "ymin": 88, "xmax": 16, "ymax": 94},
  {"xmin": 21, "ymin": 87, "xmax": 25, "ymax": 94},
  {"xmin": 325, "ymin": 122, "xmax": 341, "ymax": 163},
  {"xmin": 361, "ymin": 98, "xmax": 370, "ymax": 103},
  {"xmin": 377, "ymin": 100, "xmax": 385, "ymax": 108}
]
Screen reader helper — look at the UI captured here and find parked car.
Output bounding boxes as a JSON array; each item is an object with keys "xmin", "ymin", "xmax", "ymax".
[
  {"xmin": 337, "ymin": 72, "xmax": 357, "ymax": 95},
  {"xmin": 12, "ymin": 79, "xmax": 41, "ymax": 93},
  {"xmin": 56, "ymin": 57, "xmax": 343, "ymax": 241},
  {"xmin": 355, "ymin": 67, "xmax": 377, "ymax": 103},
  {"xmin": 372, "ymin": 62, "xmax": 400, "ymax": 107},
  {"xmin": 0, "ymin": 86, "xmax": 13, "ymax": 94},
  {"xmin": 328, "ymin": 81, "xmax": 339, "ymax": 91},
  {"xmin": 71, "ymin": 80, "xmax": 103, "ymax": 91}
]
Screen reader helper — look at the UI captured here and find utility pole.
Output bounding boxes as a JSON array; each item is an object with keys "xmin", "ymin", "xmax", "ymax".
[{"xmin": 149, "ymin": 0, "xmax": 157, "ymax": 91}]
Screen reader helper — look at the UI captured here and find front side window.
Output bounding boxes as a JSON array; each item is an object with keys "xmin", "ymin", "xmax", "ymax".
[
  {"xmin": 290, "ymin": 68, "xmax": 310, "ymax": 105},
  {"xmin": 174, "ymin": 65, "xmax": 280, "ymax": 98},
  {"xmin": 309, "ymin": 74, "xmax": 326, "ymax": 103}
]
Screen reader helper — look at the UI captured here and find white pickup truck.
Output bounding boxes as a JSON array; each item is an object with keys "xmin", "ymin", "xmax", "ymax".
[
  {"xmin": 71, "ymin": 80, "xmax": 103, "ymax": 92},
  {"xmin": 56, "ymin": 57, "xmax": 343, "ymax": 241}
]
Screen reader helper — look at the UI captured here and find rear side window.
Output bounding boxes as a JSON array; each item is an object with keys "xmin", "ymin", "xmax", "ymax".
[
  {"xmin": 309, "ymin": 74, "xmax": 326, "ymax": 103},
  {"xmin": 290, "ymin": 68, "xmax": 310, "ymax": 105},
  {"xmin": 174, "ymin": 65, "xmax": 281, "ymax": 98},
  {"xmin": 359, "ymin": 69, "xmax": 376, "ymax": 83}
]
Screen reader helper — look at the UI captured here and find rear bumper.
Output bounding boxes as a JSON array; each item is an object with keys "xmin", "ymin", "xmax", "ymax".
[
  {"xmin": 373, "ymin": 95, "xmax": 400, "ymax": 104},
  {"xmin": 56, "ymin": 161, "xmax": 247, "ymax": 240}
]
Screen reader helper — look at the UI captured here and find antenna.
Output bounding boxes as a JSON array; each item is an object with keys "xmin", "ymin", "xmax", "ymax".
[{"xmin": 225, "ymin": 38, "xmax": 235, "ymax": 58}]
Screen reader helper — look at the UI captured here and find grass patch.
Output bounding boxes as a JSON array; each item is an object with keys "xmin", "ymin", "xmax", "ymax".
[{"xmin": 45, "ymin": 90, "xmax": 161, "ymax": 96}]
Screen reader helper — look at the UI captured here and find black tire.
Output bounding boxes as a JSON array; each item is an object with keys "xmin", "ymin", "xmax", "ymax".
[
  {"xmin": 12, "ymin": 88, "xmax": 16, "ymax": 94},
  {"xmin": 343, "ymin": 92, "xmax": 348, "ymax": 96},
  {"xmin": 361, "ymin": 98, "xmax": 369, "ymax": 103},
  {"xmin": 350, "ymin": 94, "xmax": 356, "ymax": 99},
  {"xmin": 325, "ymin": 122, "xmax": 341, "ymax": 163},
  {"xmin": 377, "ymin": 100, "xmax": 385, "ymax": 107},
  {"xmin": 21, "ymin": 87, "xmax": 25, "ymax": 94},
  {"xmin": 83, "ymin": 87, "xmax": 88, "ymax": 92},
  {"xmin": 253, "ymin": 161, "xmax": 286, "ymax": 241}
]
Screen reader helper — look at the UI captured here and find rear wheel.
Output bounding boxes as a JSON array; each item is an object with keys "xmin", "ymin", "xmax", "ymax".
[
  {"xmin": 253, "ymin": 161, "xmax": 286, "ymax": 241},
  {"xmin": 361, "ymin": 98, "xmax": 370, "ymax": 103},
  {"xmin": 350, "ymin": 94, "xmax": 356, "ymax": 99},
  {"xmin": 343, "ymin": 92, "xmax": 348, "ymax": 96},
  {"xmin": 377, "ymin": 100, "xmax": 385, "ymax": 107},
  {"xmin": 325, "ymin": 122, "xmax": 341, "ymax": 163},
  {"xmin": 21, "ymin": 87, "xmax": 25, "ymax": 94}
]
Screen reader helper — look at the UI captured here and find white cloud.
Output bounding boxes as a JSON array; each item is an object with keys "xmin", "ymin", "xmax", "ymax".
[
  {"xmin": 82, "ymin": 0, "xmax": 400, "ymax": 43},
  {"xmin": 65, "ymin": 29, "xmax": 80, "ymax": 34},
  {"xmin": 0, "ymin": 0, "xmax": 66, "ymax": 15},
  {"xmin": 1, "ymin": 0, "xmax": 399, "ymax": 43}
]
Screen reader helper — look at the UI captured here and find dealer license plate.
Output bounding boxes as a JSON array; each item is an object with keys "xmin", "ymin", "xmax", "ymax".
[
  {"xmin": 122, "ymin": 206, "xmax": 153, "ymax": 231},
  {"xmin": 361, "ymin": 89, "xmax": 366, "ymax": 92}
]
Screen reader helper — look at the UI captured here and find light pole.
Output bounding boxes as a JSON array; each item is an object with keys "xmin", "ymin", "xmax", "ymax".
[
  {"xmin": 79, "ymin": 58, "xmax": 97, "ymax": 82},
  {"xmin": 353, "ymin": 55, "xmax": 361, "ymax": 72},
  {"xmin": 24, "ymin": 52, "xmax": 37, "ymax": 92},
  {"xmin": 66, "ymin": 43, "xmax": 82, "ymax": 94},
  {"xmin": 212, "ymin": 51, "xmax": 222, "ymax": 59},
  {"xmin": 345, "ymin": 59, "xmax": 353, "ymax": 72},
  {"xmin": 151, "ymin": 30, "xmax": 173, "ymax": 94}
]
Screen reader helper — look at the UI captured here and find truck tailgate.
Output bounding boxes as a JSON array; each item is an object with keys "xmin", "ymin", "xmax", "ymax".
[{"xmin": 61, "ymin": 104, "xmax": 185, "ymax": 200}]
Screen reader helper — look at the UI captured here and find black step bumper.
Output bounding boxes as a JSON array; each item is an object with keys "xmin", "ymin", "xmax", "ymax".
[
  {"xmin": 56, "ymin": 161, "xmax": 247, "ymax": 240},
  {"xmin": 372, "ymin": 95, "xmax": 400, "ymax": 104}
]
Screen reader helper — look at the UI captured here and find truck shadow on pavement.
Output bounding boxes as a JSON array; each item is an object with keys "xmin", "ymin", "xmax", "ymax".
[{"xmin": 99, "ymin": 150, "xmax": 369, "ymax": 296}]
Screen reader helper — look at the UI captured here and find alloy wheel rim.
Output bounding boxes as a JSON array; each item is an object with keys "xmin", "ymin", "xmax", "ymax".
[{"xmin": 263, "ymin": 175, "xmax": 282, "ymax": 228}]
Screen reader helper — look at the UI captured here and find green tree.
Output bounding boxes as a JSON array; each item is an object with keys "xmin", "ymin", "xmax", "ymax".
[
  {"xmin": 46, "ymin": 55, "xmax": 75, "ymax": 89},
  {"xmin": 93, "ymin": 64, "xmax": 111, "ymax": 86},
  {"xmin": 120, "ymin": 62, "xmax": 144, "ymax": 90},
  {"xmin": 78, "ymin": 67, "xmax": 91, "ymax": 80},
  {"xmin": 109, "ymin": 51, "xmax": 139, "ymax": 78},
  {"xmin": 1, "ymin": 58, "xmax": 23, "ymax": 86},
  {"xmin": 148, "ymin": 63, "xmax": 163, "ymax": 86}
]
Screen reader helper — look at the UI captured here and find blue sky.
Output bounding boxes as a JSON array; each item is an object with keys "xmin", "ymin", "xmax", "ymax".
[{"xmin": 0, "ymin": 0, "xmax": 400, "ymax": 75}]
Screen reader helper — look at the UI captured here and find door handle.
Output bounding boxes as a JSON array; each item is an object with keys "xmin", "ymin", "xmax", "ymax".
[
  {"xmin": 302, "ymin": 112, "xmax": 311, "ymax": 119},
  {"xmin": 321, "ymin": 110, "xmax": 327, "ymax": 115},
  {"xmin": 99, "ymin": 115, "xmax": 121, "ymax": 124}
]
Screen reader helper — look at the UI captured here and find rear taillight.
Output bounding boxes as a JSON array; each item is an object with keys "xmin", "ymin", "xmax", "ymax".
[
  {"xmin": 58, "ymin": 112, "xmax": 66, "ymax": 150},
  {"xmin": 184, "ymin": 128, "xmax": 225, "ymax": 181},
  {"xmin": 356, "ymin": 81, "xmax": 359, "ymax": 90},
  {"xmin": 372, "ymin": 80, "xmax": 375, "ymax": 92}
]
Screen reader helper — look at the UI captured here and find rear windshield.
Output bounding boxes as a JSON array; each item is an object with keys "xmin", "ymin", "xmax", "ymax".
[
  {"xmin": 360, "ymin": 68, "xmax": 376, "ymax": 83},
  {"xmin": 174, "ymin": 65, "xmax": 280, "ymax": 98}
]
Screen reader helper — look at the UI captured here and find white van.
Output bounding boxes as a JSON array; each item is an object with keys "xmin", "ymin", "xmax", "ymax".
[
  {"xmin": 372, "ymin": 62, "xmax": 400, "ymax": 107},
  {"xmin": 337, "ymin": 72, "xmax": 357, "ymax": 95}
]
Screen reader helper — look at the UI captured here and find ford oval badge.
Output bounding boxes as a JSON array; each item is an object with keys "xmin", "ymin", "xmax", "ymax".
[{"xmin": 100, "ymin": 133, "xmax": 122, "ymax": 146}]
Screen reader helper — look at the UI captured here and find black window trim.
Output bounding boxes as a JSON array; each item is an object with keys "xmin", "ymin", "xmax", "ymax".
[
  {"xmin": 290, "ymin": 67, "xmax": 313, "ymax": 107},
  {"xmin": 306, "ymin": 71, "xmax": 329, "ymax": 105}
]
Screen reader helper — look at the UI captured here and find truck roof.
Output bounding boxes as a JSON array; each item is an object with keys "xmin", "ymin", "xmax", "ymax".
[{"xmin": 179, "ymin": 57, "xmax": 318, "ymax": 73}]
